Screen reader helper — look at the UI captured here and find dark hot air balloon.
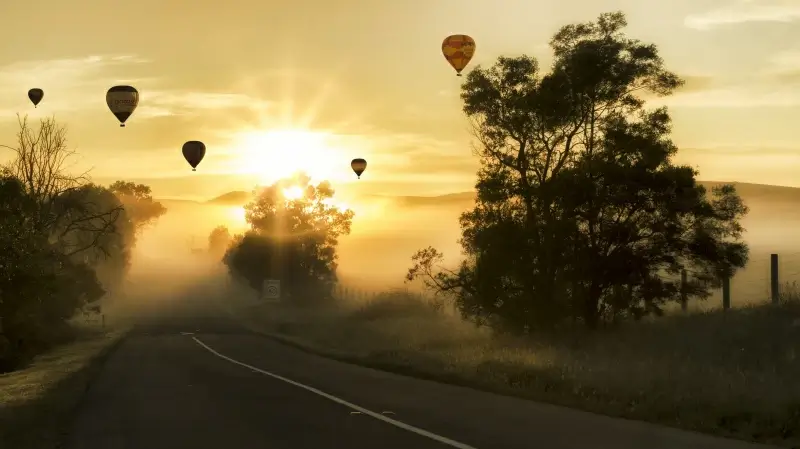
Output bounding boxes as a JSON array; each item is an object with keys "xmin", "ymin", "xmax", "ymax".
[
  {"xmin": 28, "ymin": 88, "xmax": 43, "ymax": 108},
  {"xmin": 442, "ymin": 35, "xmax": 476, "ymax": 76},
  {"xmin": 351, "ymin": 158, "xmax": 367, "ymax": 179},
  {"xmin": 106, "ymin": 85, "xmax": 139, "ymax": 127},
  {"xmin": 182, "ymin": 141, "xmax": 206, "ymax": 171}
]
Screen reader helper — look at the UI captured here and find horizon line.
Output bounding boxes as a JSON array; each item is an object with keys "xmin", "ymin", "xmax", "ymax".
[{"xmin": 152, "ymin": 179, "xmax": 800, "ymax": 204}]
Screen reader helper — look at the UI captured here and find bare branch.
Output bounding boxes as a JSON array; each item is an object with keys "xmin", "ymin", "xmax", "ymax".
[{"xmin": 1, "ymin": 114, "xmax": 123, "ymax": 259}]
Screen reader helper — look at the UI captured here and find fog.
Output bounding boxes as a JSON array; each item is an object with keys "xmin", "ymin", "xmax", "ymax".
[
  {"xmin": 132, "ymin": 196, "xmax": 465, "ymax": 292},
  {"xmin": 116, "ymin": 183, "xmax": 800, "ymax": 318}
]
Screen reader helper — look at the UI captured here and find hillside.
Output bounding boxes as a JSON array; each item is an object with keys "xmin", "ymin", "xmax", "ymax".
[
  {"xmin": 190, "ymin": 181, "xmax": 800, "ymax": 211},
  {"xmin": 206, "ymin": 190, "xmax": 252, "ymax": 205},
  {"xmin": 371, "ymin": 181, "xmax": 800, "ymax": 209}
]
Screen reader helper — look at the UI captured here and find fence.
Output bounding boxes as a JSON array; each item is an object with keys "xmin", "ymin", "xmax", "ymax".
[
  {"xmin": 332, "ymin": 284, "xmax": 397, "ymax": 301},
  {"xmin": 674, "ymin": 251, "xmax": 800, "ymax": 313},
  {"xmin": 333, "ymin": 251, "xmax": 800, "ymax": 313}
]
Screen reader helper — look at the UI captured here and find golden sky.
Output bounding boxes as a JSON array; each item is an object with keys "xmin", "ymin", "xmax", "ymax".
[{"xmin": 0, "ymin": 0, "xmax": 799, "ymax": 199}]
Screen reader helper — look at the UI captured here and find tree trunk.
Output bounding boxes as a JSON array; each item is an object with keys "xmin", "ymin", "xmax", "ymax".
[{"xmin": 583, "ymin": 283, "xmax": 602, "ymax": 330}]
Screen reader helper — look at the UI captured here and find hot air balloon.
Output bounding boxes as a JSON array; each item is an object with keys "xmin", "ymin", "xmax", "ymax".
[
  {"xmin": 442, "ymin": 35, "xmax": 476, "ymax": 76},
  {"xmin": 351, "ymin": 158, "xmax": 367, "ymax": 179},
  {"xmin": 106, "ymin": 85, "xmax": 139, "ymax": 127},
  {"xmin": 182, "ymin": 141, "xmax": 206, "ymax": 171},
  {"xmin": 28, "ymin": 88, "xmax": 43, "ymax": 108}
]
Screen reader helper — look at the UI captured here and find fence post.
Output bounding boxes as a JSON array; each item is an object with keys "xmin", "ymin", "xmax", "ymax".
[
  {"xmin": 680, "ymin": 269, "xmax": 688, "ymax": 312},
  {"xmin": 771, "ymin": 253, "xmax": 779, "ymax": 304},
  {"xmin": 722, "ymin": 277, "xmax": 731, "ymax": 310}
]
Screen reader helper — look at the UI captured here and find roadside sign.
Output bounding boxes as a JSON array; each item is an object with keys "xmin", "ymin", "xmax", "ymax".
[{"xmin": 262, "ymin": 279, "xmax": 280, "ymax": 301}]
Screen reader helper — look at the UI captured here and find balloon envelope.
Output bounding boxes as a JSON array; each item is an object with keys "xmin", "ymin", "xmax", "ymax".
[
  {"xmin": 351, "ymin": 158, "xmax": 367, "ymax": 178},
  {"xmin": 182, "ymin": 141, "xmax": 206, "ymax": 171},
  {"xmin": 106, "ymin": 85, "xmax": 139, "ymax": 127},
  {"xmin": 442, "ymin": 35, "xmax": 476, "ymax": 76},
  {"xmin": 28, "ymin": 88, "xmax": 43, "ymax": 107}
]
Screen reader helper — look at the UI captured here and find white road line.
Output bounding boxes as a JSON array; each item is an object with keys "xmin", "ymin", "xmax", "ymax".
[{"xmin": 192, "ymin": 336, "xmax": 478, "ymax": 449}]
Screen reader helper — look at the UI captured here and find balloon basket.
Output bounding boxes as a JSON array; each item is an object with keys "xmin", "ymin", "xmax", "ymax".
[
  {"xmin": 120, "ymin": 124, "xmax": 125, "ymax": 127},
  {"xmin": 192, "ymin": 168, "xmax": 196, "ymax": 171}
]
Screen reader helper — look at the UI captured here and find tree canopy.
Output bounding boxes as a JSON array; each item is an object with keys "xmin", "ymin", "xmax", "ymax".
[
  {"xmin": 0, "ymin": 115, "xmax": 166, "ymax": 371},
  {"xmin": 108, "ymin": 181, "xmax": 167, "ymax": 232},
  {"xmin": 208, "ymin": 225, "xmax": 232, "ymax": 259},
  {"xmin": 224, "ymin": 172, "xmax": 354, "ymax": 302},
  {"xmin": 407, "ymin": 11, "xmax": 749, "ymax": 332}
]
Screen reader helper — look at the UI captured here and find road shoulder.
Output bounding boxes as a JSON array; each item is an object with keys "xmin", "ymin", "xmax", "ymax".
[{"xmin": 0, "ymin": 326, "xmax": 128, "ymax": 449}]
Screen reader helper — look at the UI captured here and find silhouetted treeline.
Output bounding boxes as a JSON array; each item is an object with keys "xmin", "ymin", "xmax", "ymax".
[
  {"xmin": 407, "ymin": 12, "xmax": 749, "ymax": 332},
  {"xmin": 0, "ymin": 115, "xmax": 166, "ymax": 372}
]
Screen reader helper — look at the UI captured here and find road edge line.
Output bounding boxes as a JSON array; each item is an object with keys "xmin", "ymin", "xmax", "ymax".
[{"xmin": 192, "ymin": 336, "xmax": 478, "ymax": 449}]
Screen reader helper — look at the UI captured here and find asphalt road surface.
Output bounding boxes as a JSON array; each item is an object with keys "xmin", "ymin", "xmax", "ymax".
[{"xmin": 66, "ymin": 295, "xmax": 780, "ymax": 449}]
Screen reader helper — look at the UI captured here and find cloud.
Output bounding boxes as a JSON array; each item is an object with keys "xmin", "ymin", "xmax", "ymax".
[
  {"xmin": 675, "ymin": 75, "xmax": 717, "ymax": 92},
  {"xmin": 136, "ymin": 91, "xmax": 272, "ymax": 118},
  {"xmin": 679, "ymin": 145, "xmax": 800, "ymax": 156},
  {"xmin": 0, "ymin": 54, "xmax": 272, "ymax": 120},
  {"xmin": 654, "ymin": 85, "xmax": 800, "ymax": 108},
  {"xmin": 650, "ymin": 62, "xmax": 800, "ymax": 107},
  {"xmin": 0, "ymin": 55, "xmax": 150, "ymax": 87},
  {"xmin": 756, "ymin": 49, "xmax": 800, "ymax": 84},
  {"xmin": 685, "ymin": 0, "xmax": 800, "ymax": 30}
]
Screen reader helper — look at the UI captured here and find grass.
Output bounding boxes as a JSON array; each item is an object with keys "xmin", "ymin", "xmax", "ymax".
[
  {"xmin": 226, "ymin": 284, "xmax": 800, "ymax": 448},
  {"xmin": 0, "ymin": 320, "xmax": 128, "ymax": 449}
]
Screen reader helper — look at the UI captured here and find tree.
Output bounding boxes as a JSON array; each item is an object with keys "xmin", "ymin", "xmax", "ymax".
[
  {"xmin": 407, "ymin": 11, "xmax": 748, "ymax": 331},
  {"xmin": 0, "ymin": 115, "xmax": 140, "ymax": 370},
  {"xmin": 0, "ymin": 175, "xmax": 104, "ymax": 370},
  {"xmin": 108, "ymin": 180, "xmax": 167, "ymax": 232},
  {"xmin": 102, "ymin": 180, "xmax": 167, "ymax": 290},
  {"xmin": 69, "ymin": 184, "xmax": 136, "ymax": 292},
  {"xmin": 224, "ymin": 172, "xmax": 354, "ymax": 302},
  {"xmin": 0, "ymin": 115, "xmax": 123, "ymax": 257},
  {"xmin": 208, "ymin": 225, "xmax": 231, "ymax": 259}
]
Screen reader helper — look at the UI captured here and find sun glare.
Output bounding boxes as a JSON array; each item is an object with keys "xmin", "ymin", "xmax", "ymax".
[
  {"xmin": 225, "ymin": 206, "xmax": 248, "ymax": 230},
  {"xmin": 232, "ymin": 129, "xmax": 343, "ymax": 184},
  {"xmin": 282, "ymin": 185, "xmax": 305, "ymax": 200}
]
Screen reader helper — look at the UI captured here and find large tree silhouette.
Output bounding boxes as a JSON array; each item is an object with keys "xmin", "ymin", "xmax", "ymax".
[
  {"xmin": 224, "ymin": 172, "xmax": 354, "ymax": 302},
  {"xmin": 407, "ymin": 12, "xmax": 748, "ymax": 331}
]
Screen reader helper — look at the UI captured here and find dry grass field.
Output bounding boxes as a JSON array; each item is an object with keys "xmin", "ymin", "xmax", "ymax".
[
  {"xmin": 0, "ymin": 321, "xmax": 127, "ymax": 449},
  {"xmin": 225, "ymin": 277, "xmax": 800, "ymax": 448}
]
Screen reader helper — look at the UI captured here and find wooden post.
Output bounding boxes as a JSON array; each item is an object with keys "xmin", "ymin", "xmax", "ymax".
[
  {"xmin": 722, "ymin": 277, "xmax": 731, "ymax": 310},
  {"xmin": 680, "ymin": 269, "xmax": 688, "ymax": 312},
  {"xmin": 771, "ymin": 253, "xmax": 779, "ymax": 304}
]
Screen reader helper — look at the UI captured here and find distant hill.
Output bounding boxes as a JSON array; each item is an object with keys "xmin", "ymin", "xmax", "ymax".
[
  {"xmin": 206, "ymin": 191, "xmax": 252, "ymax": 205},
  {"xmin": 196, "ymin": 181, "xmax": 800, "ymax": 210},
  {"xmin": 700, "ymin": 181, "xmax": 800, "ymax": 203},
  {"xmin": 369, "ymin": 192, "xmax": 476, "ymax": 207}
]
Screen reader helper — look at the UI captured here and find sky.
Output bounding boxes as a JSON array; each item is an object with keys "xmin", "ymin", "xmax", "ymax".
[{"xmin": 0, "ymin": 0, "xmax": 799, "ymax": 199}]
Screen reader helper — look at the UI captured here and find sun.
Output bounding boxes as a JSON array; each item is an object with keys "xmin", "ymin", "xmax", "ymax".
[{"xmin": 231, "ymin": 128, "xmax": 342, "ymax": 185}]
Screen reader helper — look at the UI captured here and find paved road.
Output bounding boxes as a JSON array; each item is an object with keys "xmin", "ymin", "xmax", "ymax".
[{"xmin": 67, "ymin": 294, "xmax": 779, "ymax": 449}]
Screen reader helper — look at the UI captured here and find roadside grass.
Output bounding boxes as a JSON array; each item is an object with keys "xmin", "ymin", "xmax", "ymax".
[
  {"xmin": 227, "ymin": 284, "xmax": 800, "ymax": 448},
  {"xmin": 0, "ymin": 319, "xmax": 128, "ymax": 449}
]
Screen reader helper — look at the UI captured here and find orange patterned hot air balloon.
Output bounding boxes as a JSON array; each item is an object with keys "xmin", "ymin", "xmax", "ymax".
[{"xmin": 442, "ymin": 34, "xmax": 476, "ymax": 76}]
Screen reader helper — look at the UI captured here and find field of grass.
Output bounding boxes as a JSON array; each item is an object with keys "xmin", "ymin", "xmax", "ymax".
[
  {"xmin": 0, "ymin": 320, "xmax": 128, "ymax": 449},
  {"xmin": 226, "ymin": 283, "xmax": 800, "ymax": 448}
]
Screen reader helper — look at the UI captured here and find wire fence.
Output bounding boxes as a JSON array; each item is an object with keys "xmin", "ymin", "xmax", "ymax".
[
  {"xmin": 332, "ymin": 250, "xmax": 800, "ymax": 313},
  {"xmin": 694, "ymin": 250, "xmax": 800, "ymax": 312},
  {"xmin": 331, "ymin": 284, "xmax": 398, "ymax": 302}
]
